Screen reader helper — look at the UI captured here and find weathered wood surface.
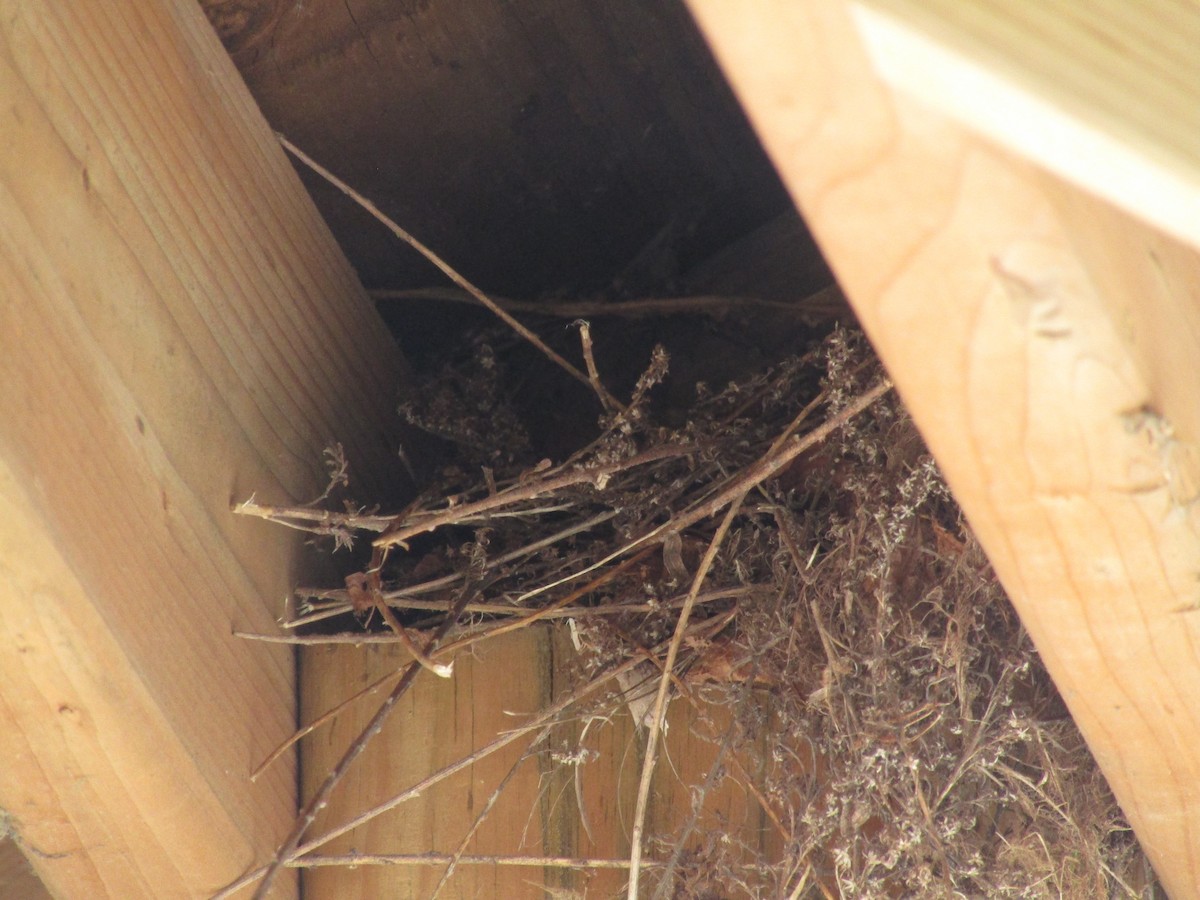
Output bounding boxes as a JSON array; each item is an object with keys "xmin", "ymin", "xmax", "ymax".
[
  {"xmin": 852, "ymin": 0, "xmax": 1200, "ymax": 251},
  {"xmin": 0, "ymin": 1, "xmax": 409, "ymax": 896},
  {"xmin": 685, "ymin": 1, "xmax": 1200, "ymax": 896},
  {"xmin": 301, "ymin": 630, "xmax": 780, "ymax": 898}
]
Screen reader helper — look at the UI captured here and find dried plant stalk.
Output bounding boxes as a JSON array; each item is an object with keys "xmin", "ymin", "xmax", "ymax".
[
  {"xmin": 278, "ymin": 135, "xmax": 625, "ymax": 412},
  {"xmin": 229, "ymin": 269, "xmax": 1156, "ymax": 898}
]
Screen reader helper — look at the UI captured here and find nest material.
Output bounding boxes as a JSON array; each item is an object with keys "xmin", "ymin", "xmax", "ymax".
[
  {"xmin": 218, "ymin": 134, "xmax": 1160, "ymax": 900},
  {"xmin": 237, "ymin": 320, "xmax": 1156, "ymax": 898}
]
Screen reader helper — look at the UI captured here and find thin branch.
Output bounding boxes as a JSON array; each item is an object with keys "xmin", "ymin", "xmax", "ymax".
[
  {"xmin": 233, "ymin": 497, "xmax": 578, "ymax": 535},
  {"xmin": 286, "ymin": 510, "xmax": 618, "ymax": 627},
  {"xmin": 235, "ymin": 631, "xmax": 427, "ymax": 645},
  {"xmin": 232, "ymin": 494, "xmax": 382, "ymax": 535},
  {"xmin": 627, "ymin": 485, "xmax": 747, "ymax": 899},
  {"xmin": 625, "ymin": 379, "xmax": 891, "ymax": 899},
  {"xmin": 217, "ymin": 621, "xmax": 729, "ymax": 899},
  {"xmin": 577, "ymin": 320, "xmax": 616, "ymax": 413},
  {"xmin": 653, "ymin": 702, "xmax": 742, "ymax": 899},
  {"xmin": 373, "ymin": 442, "xmax": 696, "ymax": 551},
  {"xmin": 251, "ymin": 664, "xmax": 403, "ymax": 781},
  {"xmin": 218, "ymin": 657, "xmax": 639, "ymax": 899},
  {"xmin": 730, "ymin": 752, "xmax": 793, "ymax": 844},
  {"xmin": 231, "ymin": 375, "xmax": 891, "ymax": 898},
  {"xmin": 289, "ymin": 852, "xmax": 669, "ymax": 869},
  {"xmin": 369, "ymin": 284, "xmax": 847, "ymax": 320},
  {"xmin": 245, "ymin": 577, "xmax": 477, "ymax": 899},
  {"xmin": 369, "ymin": 578, "xmax": 453, "ymax": 678},
  {"xmin": 245, "ymin": 589, "xmax": 753, "ymax": 780},
  {"xmin": 518, "ymin": 380, "xmax": 892, "ymax": 605},
  {"xmin": 241, "ymin": 588, "xmax": 754, "ymax": 648},
  {"xmin": 277, "ymin": 134, "xmax": 624, "ymax": 412},
  {"xmin": 301, "ymin": 620, "xmax": 732, "ymax": 854},
  {"xmin": 402, "ymin": 586, "xmax": 755, "ymax": 615},
  {"xmin": 430, "ymin": 724, "xmax": 554, "ymax": 899}
]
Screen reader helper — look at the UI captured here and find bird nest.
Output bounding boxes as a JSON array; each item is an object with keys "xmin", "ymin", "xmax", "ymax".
[{"xmin": 224, "ymin": 147, "xmax": 1158, "ymax": 899}]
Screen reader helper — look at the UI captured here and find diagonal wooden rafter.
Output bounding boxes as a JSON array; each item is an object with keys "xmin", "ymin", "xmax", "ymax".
[
  {"xmin": 0, "ymin": 1, "xmax": 411, "ymax": 896},
  {"xmin": 686, "ymin": 2, "xmax": 1200, "ymax": 897}
]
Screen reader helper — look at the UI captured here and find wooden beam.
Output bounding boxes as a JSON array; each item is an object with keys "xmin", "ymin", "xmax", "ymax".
[
  {"xmin": 0, "ymin": 2, "xmax": 409, "ymax": 897},
  {"xmin": 848, "ymin": 0, "xmax": 1200, "ymax": 254},
  {"xmin": 300, "ymin": 630, "xmax": 781, "ymax": 897},
  {"xmin": 686, "ymin": 1, "xmax": 1200, "ymax": 897}
]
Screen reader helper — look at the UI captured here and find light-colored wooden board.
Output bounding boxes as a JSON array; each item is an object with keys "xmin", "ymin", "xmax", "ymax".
[
  {"xmin": 301, "ymin": 633, "xmax": 554, "ymax": 900},
  {"xmin": 300, "ymin": 628, "xmax": 780, "ymax": 898},
  {"xmin": 0, "ymin": 1, "xmax": 410, "ymax": 896},
  {"xmin": 848, "ymin": 0, "xmax": 1200, "ymax": 255},
  {"xmin": 686, "ymin": 1, "xmax": 1200, "ymax": 896}
]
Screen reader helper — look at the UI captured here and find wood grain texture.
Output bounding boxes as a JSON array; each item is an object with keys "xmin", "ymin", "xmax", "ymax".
[
  {"xmin": 300, "ymin": 629, "xmax": 780, "ymax": 898},
  {"xmin": 686, "ymin": 1, "xmax": 1200, "ymax": 896},
  {"xmin": 301, "ymin": 634, "xmax": 554, "ymax": 899},
  {"xmin": 0, "ymin": 1, "xmax": 410, "ymax": 896},
  {"xmin": 850, "ymin": 0, "xmax": 1200, "ymax": 255}
]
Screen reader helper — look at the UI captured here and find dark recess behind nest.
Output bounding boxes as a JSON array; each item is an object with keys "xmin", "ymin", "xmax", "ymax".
[{"xmin": 201, "ymin": 0, "xmax": 821, "ymax": 303}]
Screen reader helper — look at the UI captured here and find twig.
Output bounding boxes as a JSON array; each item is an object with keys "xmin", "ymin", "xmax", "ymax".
[
  {"xmin": 456, "ymin": 548, "xmax": 653, "ymax": 644},
  {"xmin": 232, "ymin": 494, "xmax": 386, "ymax": 535},
  {"xmin": 577, "ymin": 320, "xmax": 615, "ymax": 413},
  {"xmin": 730, "ymin": 752, "xmax": 793, "ymax": 844},
  {"xmin": 293, "ymin": 584, "xmax": 756, "ymax": 625},
  {"xmin": 278, "ymin": 134, "xmax": 625, "ymax": 412},
  {"xmin": 302, "ymin": 622, "xmax": 731, "ymax": 852},
  {"xmin": 518, "ymin": 380, "xmax": 892, "ymax": 605},
  {"xmin": 288, "ymin": 852, "xmax": 669, "ymax": 869},
  {"xmin": 384, "ymin": 508, "xmax": 613, "ymax": 591},
  {"xmin": 368, "ymin": 577, "xmax": 453, "ymax": 678},
  {"xmin": 625, "ymin": 379, "xmax": 891, "ymax": 899},
  {"xmin": 609, "ymin": 607, "xmax": 738, "ymax": 704},
  {"xmin": 652, "ymin": 704, "xmax": 742, "ymax": 899},
  {"xmin": 235, "ymin": 632, "xmax": 431, "ymax": 645},
  {"xmin": 243, "ymin": 589, "xmax": 754, "ymax": 647},
  {"xmin": 233, "ymin": 378, "xmax": 891, "ymax": 897},
  {"xmin": 277, "ymin": 550, "xmax": 653, "ymax": 661},
  {"xmin": 286, "ymin": 510, "xmax": 618, "ymax": 627},
  {"xmin": 430, "ymin": 724, "xmax": 554, "ymax": 899},
  {"xmin": 785, "ymin": 864, "xmax": 815, "ymax": 900},
  {"xmin": 369, "ymin": 284, "xmax": 847, "ymax": 320},
  {"xmin": 251, "ymin": 663, "xmax": 403, "ymax": 781},
  {"xmin": 352, "ymin": 555, "xmax": 656, "ymax": 668},
  {"xmin": 302, "ymin": 443, "xmax": 351, "ymax": 507},
  {"xmin": 217, "ymin": 622, "xmax": 727, "ymax": 899},
  {"xmin": 245, "ymin": 578, "xmax": 477, "ymax": 899},
  {"xmin": 244, "ymin": 590, "xmax": 751, "ymax": 779},
  {"xmin": 250, "ymin": 665, "xmax": 422, "ymax": 897},
  {"xmin": 627, "ymin": 486, "xmax": 747, "ymax": 899},
  {"xmin": 233, "ymin": 497, "xmax": 578, "ymax": 535},
  {"xmin": 373, "ymin": 442, "xmax": 696, "ymax": 551},
  {"xmin": 357, "ymin": 547, "xmax": 457, "ymax": 678}
]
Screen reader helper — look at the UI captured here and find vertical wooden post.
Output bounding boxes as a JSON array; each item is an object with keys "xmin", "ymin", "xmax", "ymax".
[{"xmin": 0, "ymin": 1, "xmax": 409, "ymax": 896}]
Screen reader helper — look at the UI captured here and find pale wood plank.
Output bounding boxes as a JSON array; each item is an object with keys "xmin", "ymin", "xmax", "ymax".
[
  {"xmin": 849, "ymin": 0, "xmax": 1200, "ymax": 253},
  {"xmin": 301, "ymin": 634, "xmax": 554, "ymax": 899},
  {"xmin": 686, "ymin": 1, "xmax": 1200, "ymax": 896},
  {"xmin": 300, "ymin": 630, "xmax": 780, "ymax": 898},
  {"xmin": 0, "ymin": 1, "xmax": 409, "ymax": 896}
]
